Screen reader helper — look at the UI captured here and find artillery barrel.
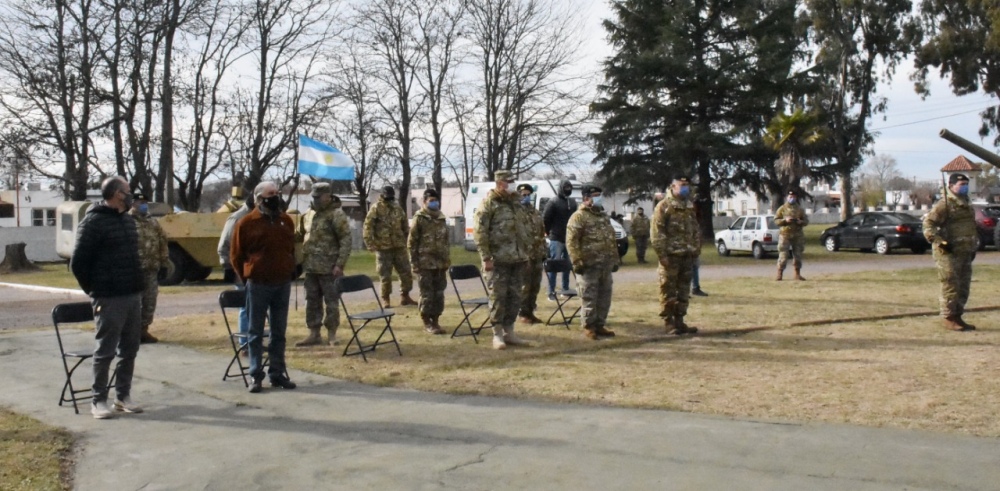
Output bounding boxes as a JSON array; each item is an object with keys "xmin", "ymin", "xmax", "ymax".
[{"xmin": 939, "ymin": 128, "xmax": 1000, "ymax": 169}]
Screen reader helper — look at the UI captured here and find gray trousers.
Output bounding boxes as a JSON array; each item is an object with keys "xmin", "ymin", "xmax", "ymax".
[{"xmin": 92, "ymin": 293, "xmax": 142, "ymax": 402}]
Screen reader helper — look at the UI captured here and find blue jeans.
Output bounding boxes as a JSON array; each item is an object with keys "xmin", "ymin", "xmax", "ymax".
[
  {"xmin": 235, "ymin": 282, "xmax": 249, "ymax": 336},
  {"xmin": 547, "ymin": 240, "xmax": 570, "ymax": 293},
  {"xmin": 691, "ymin": 257, "xmax": 701, "ymax": 289},
  {"xmin": 245, "ymin": 280, "xmax": 291, "ymax": 381}
]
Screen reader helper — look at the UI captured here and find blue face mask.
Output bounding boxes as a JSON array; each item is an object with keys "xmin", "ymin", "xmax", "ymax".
[
  {"xmin": 787, "ymin": 197, "xmax": 796, "ymax": 204},
  {"xmin": 592, "ymin": 196, "xmax": 604, "ymax": 208},
  {"xmin": 520, "ymin": 195, "xmax": 532, "ymax": 206},
  {"xmin": 678, "ymin": 186, "xmax": 690, "ymax": 198},
  {"xmin": 428, "ymin": 200, "xmax": 440, "ymax": 211},
  {"xmin": 137, "ymin": 203, "xmax": 149, "ymax": 215},
  {"xmin": 957, "ymin": 184, "xmax": 969, "ymax": 195}
]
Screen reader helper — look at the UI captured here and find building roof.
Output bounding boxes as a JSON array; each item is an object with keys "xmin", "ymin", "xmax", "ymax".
[{"xmin": 941, "ymin": 155, "xmax": 982, "ymax": 172}]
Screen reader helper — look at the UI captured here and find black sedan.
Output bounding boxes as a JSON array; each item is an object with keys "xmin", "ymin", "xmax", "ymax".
[{"xmin": 821, "ymin": 212, "xmax": 930, "ymax": 254}]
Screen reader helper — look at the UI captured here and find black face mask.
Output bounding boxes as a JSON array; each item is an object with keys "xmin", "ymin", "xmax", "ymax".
[
  {"xmin": 383, "ymin": 193, "xmax": 395, "ymax": 202},
  {"xmin": 261, "ymin": 195, "xmax": 281, "ymax": 211},
  {"xmin": 562, "ymin": 187, "xmax": 572, "ymax": 195}
]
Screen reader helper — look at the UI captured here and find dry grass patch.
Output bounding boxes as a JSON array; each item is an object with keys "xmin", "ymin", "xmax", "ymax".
[
  {"xmin": 153, "ymin": 266, "xmax": 1000, "ymax": 436},
  {"xmin": 0, "ymin": 408, "xmax": 74, "ymax": 490}
]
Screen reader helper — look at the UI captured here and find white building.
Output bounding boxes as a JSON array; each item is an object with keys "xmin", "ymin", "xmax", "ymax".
[{"xmin": 0, "ymin": 183, "xmax": 66, "ymax": 228}]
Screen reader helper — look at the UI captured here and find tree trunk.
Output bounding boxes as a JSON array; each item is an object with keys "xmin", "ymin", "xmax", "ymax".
[{"xmin": 0, "ymin": 243, "xmax": 40, "ymax": 274}]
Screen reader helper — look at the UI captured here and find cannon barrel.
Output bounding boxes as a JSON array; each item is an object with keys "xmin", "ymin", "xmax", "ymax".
[{"xmin": 939, "ymin": 128, "xmax": 1000, "ymax": 169}]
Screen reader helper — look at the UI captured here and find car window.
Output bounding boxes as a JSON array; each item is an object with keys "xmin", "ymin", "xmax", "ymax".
[
  {"xmin": 744, "ymin": 216, "xmax": 759, "ymax": 230},
  {"xmin": 731, "ymin": 217, "xmax": 746, "ymax": 230},
  {"xmin": 766, "ymin": 217, "xmax": 777, "ymax": 229},
  {"xmin": 981, "ymin": 207, "xmax": 1000, "ymax": 218},
  {"xmin": 866, "ymin": 215, "xmax": 885, "ymax": 226},
  {"xmin": 845, "ymin": 215, "xmax": 864, "ymax": 226}
]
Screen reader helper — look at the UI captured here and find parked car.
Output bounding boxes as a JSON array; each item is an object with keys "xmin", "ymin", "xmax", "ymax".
[
  {"xmin": 973, "ymin": 204, "xmax": 1000, "ymax": 250},
  {"xmin": 715, "ymin": 215, "xmax": 779, "ymax": 259},
  {"xmin": 820, "ymin": 212, "xmax": 929, "ymax": 254}
]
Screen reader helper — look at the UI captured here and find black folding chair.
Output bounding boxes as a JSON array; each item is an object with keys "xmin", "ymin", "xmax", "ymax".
[
  {"xmin": 336, "ymin": 274, "xmax": 401, "ymax": 362},
  {"xmin": 219, "ymin": 289, "xmax": 277, "ymax": 386},
  {"xmin": 448, "ymin": 264, "xmax": 493, "ymax": 343},
  {"xmin": 543, "ymin": 259, "xmax": 580, "ymax": 329},
  {"xmin": 52, "ymin": 302, "xmax": 116, "ymax": 414}
]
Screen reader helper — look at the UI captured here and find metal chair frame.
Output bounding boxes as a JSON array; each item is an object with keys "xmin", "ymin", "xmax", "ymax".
[
  {"xmin": 336, "ymin": 274, "xmax": 401, "ymax": 362},
  {"xmin": 219, "ymin": 289, "xmax": 276, "ymax": 386},
  {"xmin": 448, "ymin": 264, "xmax": 494, "ymax": 343},
  {"xmin": 543, "ymin": 259, "xmax": 580, "ymax": 329},
  {"xmin": 51, "ymin": 302, "xmax": 116, "ymax": 414}
]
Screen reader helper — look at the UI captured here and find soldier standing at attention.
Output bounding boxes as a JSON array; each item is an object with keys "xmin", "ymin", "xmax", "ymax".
[
  {"xmin": 923, "ymin": 173, "xmax": 978, "ymax": 331},
  {"xmin": 408, "ymin": 189, "xmax": 450, "ymax": 334},
  {"xmin": 363, "ymin": 186, "xmax": 416, "ymax": 307},
  {"xmin": 774, "ymin": 190, "xmax": 809, "ymax": 281},
  {"xmin": 295, "ymin": 183, "xmax": 352, "ymax": 347},
  {"xmin": 475, "ymin": 170, "xmax": 529, "ymax": 350},
  {"xmin": 652, "ymin": 177, "xmax": 700, "ymax": 335},
  {"xmin": 566, "ymin": 184, "xmax": 619, "ymax": 340},
  {"xmin": 630, "ymin": 206, "xmax": 650, "ymax": 264},
  {"xmin": 517, "ymin": 183, "xmax": 546, "ymax": 324},
  {"xmin": 129, "ymin": 192, "xmax": 168, "ymax": 344}
]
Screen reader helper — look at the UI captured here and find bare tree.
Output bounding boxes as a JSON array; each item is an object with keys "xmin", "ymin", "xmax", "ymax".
[
  {"xmin": 444, "ymin": 83, "xmax": 484, "ymax": 209},
  {"xmin": 861, "ymin": 154, "xmax": 901, "ymax": 191}
]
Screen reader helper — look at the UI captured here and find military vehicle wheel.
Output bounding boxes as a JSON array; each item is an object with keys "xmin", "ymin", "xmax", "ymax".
[
  {"xmin": 184, "ymin": 265, "xmax": 213, "ymax": 282},
  {"xmin": 160, "ymin": 245, "xmax": 188, "ymax": 286}
]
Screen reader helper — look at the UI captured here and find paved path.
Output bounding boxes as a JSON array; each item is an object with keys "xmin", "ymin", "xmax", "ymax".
[{"xmin": 1, "ymin": 330, "xmax": 998, "ymax": 490}]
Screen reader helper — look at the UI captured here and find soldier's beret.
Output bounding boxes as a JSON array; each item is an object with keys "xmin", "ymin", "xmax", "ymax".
[
  {"xmin": 423, "ymin": 188, "xmax": 439, "ymax": 200},
  {"xmin": 949, "ymin": 173, "xmax": 969, "ymax": 184},
  {"xmin": 311, "ymin": 182, "xmax": 332, "ymax": 196},
  {"xmin": 494, "ymin": 170, "xmax": 516, "ymax": 182},
  {"xmin": 582, "ymin": 183, "xmax": 603, "ymax": 196},
  {"xmin": 516, "ymin": 184, "xmax": 533, "ymax": 193},
  {"xmin": 673, "ymin": 176, "xmax": 690, "ymax": 183},
  {"xmin": 131, "ymin": 191, "xmax": 148, "ymax": 201}
]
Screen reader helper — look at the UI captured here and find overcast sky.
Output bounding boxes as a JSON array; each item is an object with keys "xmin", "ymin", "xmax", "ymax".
[{"xmin": 578, "ymin": 1, "xmax": 998, "ymax": 182}]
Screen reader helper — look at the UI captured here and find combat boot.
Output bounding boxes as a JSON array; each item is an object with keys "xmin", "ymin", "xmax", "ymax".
[
  {"xmin": 400, "ymin": 292, "xmax": 417, "ymax": 306},
  {"xmin": 595, "ymin": 326, "xmax": 616, "ymax": 338},
  {"xmin": 431, "ymin": 315, "xmax": 446, "ymax": 335},
  {"xmin": 957, "ymin": 317, "xmax": 977, "ymax": 331},
  {"xmin": 518, "ymin": 313, "xmax": 542, "ymax": 324},
  {"xmin": 140, "ymin": 326, "xmax": 159, "ymax": 344},
  {"xmin": 775, "ymin": 268, "xmax": 784, "ymax": 281},
  {"xmin": 422, "ymin": 314, "xmax": 444, "ymax": 335},
  {"xmin": 381, "ymin": 296, "xmax": 391, "ymax": 308},
  {"xmin": 583, "ymin": 328, "xmax": 599, "ymax": 340},
  {"xmin": 326, "ymin": 328, "xmax": 340, "ymax": 346},
  {"xmin": 669, "ymin": 316, "xmax": 698, "ymax": 335},
  {"xmin": 794, "ymin": 268, "xmax": 805, "ymax": 281},
  {"xmin": 295, "ymin": 328, "xmax": 323, "ymax": 347},
  {"xmin": 503, "ymin": 325, "xmax": 529, "ymax": 346},
  {"xmin": 663, "ymin": 316, "xmax": 674, "ymax": 333},
  {"xmin": 943, "ymin": 316, "xmax": 965, "ymax": 331},
  {"xmin": 491, "ymin": 325, "xmax": 507, "ymax": 350}
]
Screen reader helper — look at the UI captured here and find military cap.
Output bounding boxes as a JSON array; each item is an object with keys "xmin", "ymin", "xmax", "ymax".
[
  {"xmin": 949, "ymin": 173, "xmax": 969, "ymax": 185},
  {"xmin": 672, "ymin": 176, "xmax": 690, "ymax": 183},
  {"xmin": 423, "ymin": 188, "xmax": 440, "ymax": 200},
  {"xmin": 131, "ymin": 191, "xmax": 148, "ymax": 201},
  {"xmin": 516, "ymin": 183, "xmax": 534, "ymax": 193},
  {"xmin": 494, "ymin": 170, "xmax": 516, "ymax": 182},
  {"xmin": 382, "ymin": 185, "xmax": 396, "ymax": 194},
  {"xmin": 581, "ymin": 183, "xmax": 603, "ymax": 196},
  {"xmin": 787, "ymin": 189, "xmax": 798, "ymax": 197},
  {"xmin": 311, "ymin": 182, "xmax": 332, "ymax": 196}
]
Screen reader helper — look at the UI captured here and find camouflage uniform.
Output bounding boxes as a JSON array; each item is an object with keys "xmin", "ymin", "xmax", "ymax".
[
  {"xmin": 131, "ymin": 211, "xmax": 168, "ymax": 330},
  {"xmin": 519, "ymin": 204, "xmax": 547, "ymax": 318},
  {"xmin": 363, "ymin": 199, "xmax": 413, "ymax": 301},
  {"xmin": 475, "ymin": 188, "xmax": 529, "ymax": 333},
  {"xmin": 651, "ymin": 194, "xmax": 700, "ymax": 327},
  {"xmin": 408, "ymin": 207, "xmax": 451, "ymax": 317},
  {"xmin": 923, "ymin": 189, "xmax": 977, "ymax": 322},
  {"xmin": 630, "ymin": 213, "xmax": 650, "ymax": 263},
  {"xmin": 566, "ymin": 204, "xmax": 618, "ymax": 332},
  {"xmin": 298, "ymin": 198, "xmax": 352, "ymax": 341},
  {"xmin": 774, "ymin": 201, "xmax": 809, "ymax": 274}
]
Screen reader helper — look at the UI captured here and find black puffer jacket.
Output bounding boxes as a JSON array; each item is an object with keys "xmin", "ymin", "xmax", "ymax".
[
  {"xmin": 543, "ymin": 179, "xmax": 577, "ymax": 243},
  {"xmin": 71, "ymin": 203, "xmax": 145, "ymax": 298}
]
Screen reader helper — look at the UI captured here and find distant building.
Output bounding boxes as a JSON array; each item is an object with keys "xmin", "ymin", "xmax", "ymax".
[{"xmin": 0, "ymin": 183, "xmax": 66, "ymax": 227}]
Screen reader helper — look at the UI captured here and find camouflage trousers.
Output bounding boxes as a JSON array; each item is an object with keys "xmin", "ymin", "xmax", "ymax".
[
  {"xmin": 777, "ymin": 234, "xmax": 805, "ymax": 270},
  {"xmin": 658, "ymin": 254, "xmax": 695, "ymax": 319},
  {"xmin": 519, "ymin": 259, "xmax": 544, "ymax": 316},
  {"xmin": 578, "ymin": 264, "xmax": 614, "ymax": 331},
  {"xmin": 376, "ymin": 247, "xmax": 413, "ymax": 299},
  {"xmin": 488, "ymin": 261, "xmax": 526, "ymax": 328},
  {"xmin": 417, "ymin": 268, "xmax": 447, "ymax": 317},
  {"xmin": 304, "ymin": 273, "xmax": 341, "ymax": 334},
  {"xmin": 140, "ymin": 270, "xmax": 160, "ymax": 328},
  {"xmin": 634, "ymin": 236, "xmax": 649, "ymax": 263},
  {"xmin": 934, "ymin": 249, "xmax": 973, "ymax": 318}
]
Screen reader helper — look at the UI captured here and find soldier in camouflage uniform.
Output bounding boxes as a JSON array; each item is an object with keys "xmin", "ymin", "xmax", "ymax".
[
  {"xmin": 652, "ymin": 177, "xmax": 700, "ymax": 335},
  {"xmin": 566, "ymin": 184, "xmax": 619, "ymax": 340},
  {"xmin": 774, "ymin": 190, "xmax": 809, "ymax": 281},
  {"xmin": 517, "ymin": 183, "xmax": 547, "ymax": 324},
  {"xmin": 475, "ymin": 170, "xmax": 529, "ymax": 350},
  {"xmin": 408, "ymin": 189, "xmax": 451, "ymax": 334},
  {"xmin": 295, "ymin": 183, "xmax": 352, "ymax": 347},
  {"xmin": 363, "ymin": 186, "xmax": 416, "ymax": 307},
  {"xmin": 129, "ymin": 192, "xmax": 168, "ymax": 344},
  {"xmin": 923, "ymin": 173, "xmax": 978, "ymax": 331},
  {"xmin": 630, "ymin": 207, "xmax": 650, "ymax": 264}
]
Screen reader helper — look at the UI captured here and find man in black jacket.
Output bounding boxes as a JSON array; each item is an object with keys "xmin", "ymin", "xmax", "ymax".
[
  {"xmin": 71, "ymin": 176, "xmax": 146, "ymax": 419},
  {"xmin": 543, "ymin": 179, "xmax": 576, "ymax": 300}
]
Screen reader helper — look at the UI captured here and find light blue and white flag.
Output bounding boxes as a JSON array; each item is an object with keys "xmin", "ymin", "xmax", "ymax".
[{"xmin": 297, "ymin": 134, "xmax": 356, "ymax": 180}]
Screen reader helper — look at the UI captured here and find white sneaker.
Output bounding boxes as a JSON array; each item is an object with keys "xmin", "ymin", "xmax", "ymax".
[
  {"xmin": 492, "ymin": 335, "xmax": 507, "ymax": 350},
  {"xmin": 113, "ymin": 396, "xmax": 144, "ymax": 414},
  {"xmin": 91, "ymin": 401, "xmax": 114, "ymax": 419}
]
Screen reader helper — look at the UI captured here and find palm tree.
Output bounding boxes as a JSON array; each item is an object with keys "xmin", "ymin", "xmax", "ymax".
[{"xmin": 763, "ymin": 107, "xmax": 826, "ymax": 198}]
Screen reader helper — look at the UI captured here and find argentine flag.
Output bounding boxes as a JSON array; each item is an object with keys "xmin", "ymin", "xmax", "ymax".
[{"xmin": 297, "ymin": 134, "xmax": 356, "ymax": 180}]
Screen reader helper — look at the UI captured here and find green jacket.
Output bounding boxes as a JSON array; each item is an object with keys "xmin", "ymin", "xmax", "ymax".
[
  {"xmin": 923, "ymin": 190, "xmax": 977, "ymax": 254},
  {"xmin": 130, "ymin": 212, "xmax": 168, "ymax": 272},
  {"xmin": 630, "ymin": 213, "xmax": 650, "ymax": 239},
  {"xmin": 363, "ymin": 199, "xmax": 408, "ymax": 251},
  {"xmin": 651, "ymin": 194, "xmax": 700, "ymax": 257},
  {"xmin": 408, "ymin": 207, "xmax": 451, "ymax": 271},
  {"xmin": 520, "ymin": 204, "xmax": 547, "ymax": 261},
  {"xmin": 775, "ymin": 202, "xmax": 809, "ymax": 238},
  {"xmin": 566, "ymin": 204, "xmax": 617, "ymax": 270},
  {"xmin": 298, "ymin": 201, "xmax": 352, "ymax": 273},
  {"xmin": 474, "ymin": 189, "xmax": 528, "ymax": 264}
]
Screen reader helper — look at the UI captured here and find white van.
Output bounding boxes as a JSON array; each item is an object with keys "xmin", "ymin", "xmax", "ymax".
[{"xmin": 463, "ymin": 179, "xmax": 629, "ymax": 256}]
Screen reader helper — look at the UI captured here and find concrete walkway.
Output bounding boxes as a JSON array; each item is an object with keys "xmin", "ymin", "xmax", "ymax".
[{"xmin": 1, "ymin": 329, "xmax": 998, "ymax": 490}]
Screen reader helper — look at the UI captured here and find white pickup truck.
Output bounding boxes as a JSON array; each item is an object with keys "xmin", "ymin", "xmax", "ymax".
[{"xmin": 714, "ymin": 214, "xmax": 780, "ymax": 259}]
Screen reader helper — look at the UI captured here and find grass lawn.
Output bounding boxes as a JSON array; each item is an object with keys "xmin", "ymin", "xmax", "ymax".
[{"xmin": 0, "ymin": 408, "xmax": 73, "ymax": 490}]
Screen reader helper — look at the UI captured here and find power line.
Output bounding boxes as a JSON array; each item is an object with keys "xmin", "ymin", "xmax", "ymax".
[{"xmin": 872, "ymin": 106, "xmax": 995, "ymax": 131}]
